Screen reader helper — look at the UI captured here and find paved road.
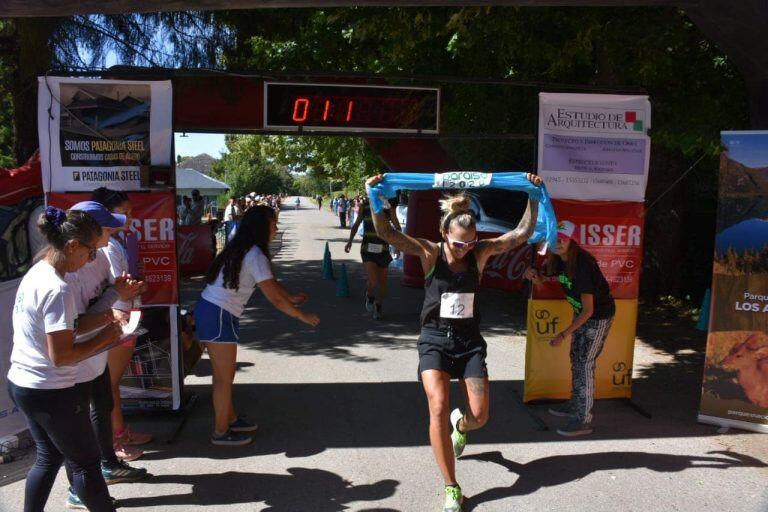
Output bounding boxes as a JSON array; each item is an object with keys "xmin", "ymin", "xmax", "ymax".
[{"xmin": 1, "ymin": 197, "xmax": 767, "ymax": 511}]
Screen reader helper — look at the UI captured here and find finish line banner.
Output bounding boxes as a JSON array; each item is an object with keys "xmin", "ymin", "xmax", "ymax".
[
  {"xmin": 38, "ymin": 77, "xmax": 172, "ymax": 192},
  {"xmin": 538, "ymin": 93, "xmax": 651, "ymax": 202},
  {"xmin": 699, "ymin": 131, "xmax": 768, "ymax": 433},
  {"xmin": 524, "ymin": 299, "xmax": 637, "ymax": 402}
]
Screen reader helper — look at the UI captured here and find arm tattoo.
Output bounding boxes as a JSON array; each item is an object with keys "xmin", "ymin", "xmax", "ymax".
[{"xmin": 371, "ymin": 209, "xmax": 432, "ymax": 257}]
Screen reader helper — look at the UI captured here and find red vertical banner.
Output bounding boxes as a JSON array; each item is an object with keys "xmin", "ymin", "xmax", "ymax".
[
  {"xmin": 533, "ymin": 200, "xmax": 645, "ymax": 300},
  {"xmin": 177, "ymin": 224, "xmax": 215, "ymax": 276},
  {"xmin": 47, "ymin": 191, "xmax": 178, "ymax": 305}
]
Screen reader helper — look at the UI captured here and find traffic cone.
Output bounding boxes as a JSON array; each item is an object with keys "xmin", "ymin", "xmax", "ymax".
[
  {"xmin": 696, "ymin": 288, "xmax": 711, "ymax": 331},
  {"xmin": 336, "ymin": 263, "xmax": 350, "ymax": 297},
  {"xmin": 322, "ymin": 243, "xmax": 335, "ymax": 279}
]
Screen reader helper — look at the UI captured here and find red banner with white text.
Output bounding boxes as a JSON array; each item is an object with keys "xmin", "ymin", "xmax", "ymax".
[
  {"xmin": 533, "ymin": 200, "xmax": 645, "ymax": 300},
  {"xmin": 47, "ymin": 191, "xmax": 178, "ymax": 305}
]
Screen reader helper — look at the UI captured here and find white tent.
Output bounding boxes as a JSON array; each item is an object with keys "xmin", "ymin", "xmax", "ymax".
[{"xmin": 176, "ymin": 168, "xmax": 230, "ymax": 200}]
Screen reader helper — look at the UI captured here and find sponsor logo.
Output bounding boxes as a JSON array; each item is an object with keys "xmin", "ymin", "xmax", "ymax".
[
  {"xmin": 533, "ymin": 308, "xmax": 560, "ymax": 337},
  {"xmin": 612, "ymin": 361, "xmax": 632, "ymax": 386},
  {"xmin": 545, "ymin": 106, "xmax": 645, "ymax": 134},
  {"xmin": 177, "ymin": 231, "xmax": 198, "ymax": 266}
]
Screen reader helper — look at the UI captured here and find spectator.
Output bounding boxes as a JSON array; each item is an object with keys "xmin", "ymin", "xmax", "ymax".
[
  {"xmin": 337, "ymin": 195, "xmax": 349, "ymax": 228},
  {"xmin": 223, "ymin": 196, "xmax": 242, "ymax": 240},
  {"xmin": 189, "ymin": 190, "xmax": 205, "ymax": 225}
]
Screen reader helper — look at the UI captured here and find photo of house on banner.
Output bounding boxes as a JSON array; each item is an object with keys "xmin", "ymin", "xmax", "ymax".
[{"xmin": 59, "ymin": 82, "xmax": 151, "ymax": 168}]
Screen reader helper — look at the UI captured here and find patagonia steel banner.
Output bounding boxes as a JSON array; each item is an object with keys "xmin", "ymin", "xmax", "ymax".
[
  {"xmin": 699, "ymin": 131, "xmax": 768, "ymax": 433},
  {"xmin": 38, "ymin": 77, "xmax": 172, "ymax": 192}
]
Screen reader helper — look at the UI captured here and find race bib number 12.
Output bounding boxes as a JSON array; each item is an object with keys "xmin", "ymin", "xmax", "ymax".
[
  {"xmin": 434, "ymin": 172, "xmax": 492, "ymax": 189},
  {"xmin": 440, "ymin": 292, "xmax": 475, "ymax": 319}
]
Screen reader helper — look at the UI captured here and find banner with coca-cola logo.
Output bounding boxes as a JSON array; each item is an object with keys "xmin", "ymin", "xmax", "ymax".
[
  {"xmin": 47, "ymin": 191, "xmax": 178, "ymax": 305},
  {"xmin": 481, "ymin": 242, "xmax": 532, "ymax": 292},
  {"xmin": 178, "ymin": 224, "xmax": 215, "ymax": 276},
  {"xmin": 533, "ymin": 200, "xmax": 644, "ymax": 300}
]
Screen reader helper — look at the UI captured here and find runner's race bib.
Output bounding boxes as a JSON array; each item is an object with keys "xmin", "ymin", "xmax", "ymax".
[
  {"xmin": 434, "ymin": 171, "xmax": 492, "ymax": 189},
  {"xmin": 440, "ymin": 292, "xmax": 475, "ymax": 319},
  {"xmin": 365, "ymin": 243, "xmax": 384, "ymax": 254}
]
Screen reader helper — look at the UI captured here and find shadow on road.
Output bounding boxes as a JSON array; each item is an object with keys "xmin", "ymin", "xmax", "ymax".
[
  {"xmin": 117, "ymin": 468, "xmax": 398, "ymax": 511},
  {"xmin": 462, "ymin": 449, "xmax": 767, "ymax": 510}
]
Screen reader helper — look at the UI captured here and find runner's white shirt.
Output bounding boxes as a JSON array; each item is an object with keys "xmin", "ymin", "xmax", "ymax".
[
  {"xmin": 66, "ymin": 251, "xmax": 113, "ymax": 383},
  {"xmin": 8, "ymin": 260, "xmax": 78, "ymax": 389},
  {"xmin": 201, "ymin": 246, "xmax": 273, "ymax": 317}
]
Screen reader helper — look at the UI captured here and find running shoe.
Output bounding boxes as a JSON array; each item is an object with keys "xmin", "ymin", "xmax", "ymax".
[
  {"xmin": 113, "ymin": 442, "xmax": 143, "ymax": 462},
  {"xmin": 373, "ymin": 303, "xmax": 383, "ymax": 320},
  {"xmin": 365, "ymin": 295, "xmax": 375, "ymax": 312},
  {"xmin": 230, "ymin": 415, "xmax": 259, "ymax": 432},
  {"xmin": 548, "ymin": 401, "xmax": 576, "ymax": 418},
  {"xmin": 443, "ymin": 485, "xmax": 464, "ymax": 512},
  {"xmin": 450, "ymin": 408, "xmax": 467, "ymax": 458},
  {"xmin": 102, "ymin": 460, "xmax": 148, "ymax": 485},
  {"xmin": 211, "ymin": 429, "xmax": 252, "ymax": 446},
  {"xmin": 66, "ymin": 488, "xmax": 117, "ymax": 509},
  {"xmin": 556, "ymin": 419, "xmax": 594, "ymax": 437},
  {"xmin": 114, "ymin": 425, "xmax": 153, "ymax": 446}
]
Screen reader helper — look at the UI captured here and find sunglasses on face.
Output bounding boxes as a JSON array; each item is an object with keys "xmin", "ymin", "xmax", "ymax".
[{"xmin": 447, "ymin": 236, "xmax": 478, "ymax": 250}]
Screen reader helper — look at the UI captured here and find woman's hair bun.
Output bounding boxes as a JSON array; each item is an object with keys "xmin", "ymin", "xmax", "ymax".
[
  {"xmin": 439, "ymin": 193, "xmax": 472, "ymax": 216},
  {"xmin": 44, "ymin": 206, "xmax": 67, "ymax": 228}
]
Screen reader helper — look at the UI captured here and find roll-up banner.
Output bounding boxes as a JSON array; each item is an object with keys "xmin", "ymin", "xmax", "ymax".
[
  {"xmin": 0, "ymin": 279, "xmax": 27, "ymax": 445},
  {"xmin": 538, "ymin": 93, "xmax": 651, "ymax": 202},
  {"xmin": 526, "ymin": 92, "xmax": 649, "ymax": 402},
  {"xmin": 699, "ymin": 132, "xmax": 768, "ymax": 433},
  {"xmin": 524, "ymin": 299, "xmax": 637, "ymax": 402},
  {"xmin": 38, "ymin": 77, "xmax": 172, "ymax": 192}
]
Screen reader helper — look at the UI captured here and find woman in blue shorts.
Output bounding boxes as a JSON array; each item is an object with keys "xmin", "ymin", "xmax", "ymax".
[{"xmin": 195, "ymin": 205, "xmax": 320, "ymax": 446}]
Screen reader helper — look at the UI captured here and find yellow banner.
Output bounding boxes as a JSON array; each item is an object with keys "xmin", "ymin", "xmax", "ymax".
[{"xmin": 523, "ymin": 299, "xmax": 637, "ymax": 402}]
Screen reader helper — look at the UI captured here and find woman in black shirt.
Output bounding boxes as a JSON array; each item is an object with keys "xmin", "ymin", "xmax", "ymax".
[
  {"xmin": 366, "ymin": 173, "xmax": 541, "ymax": 512},
  {"xmin": 345, "ymin": 198, "xmax": 401, "ymax": 319},
  {"xmin": 525, "ymin": 220, "xmax": 615, "ymax": 437}
]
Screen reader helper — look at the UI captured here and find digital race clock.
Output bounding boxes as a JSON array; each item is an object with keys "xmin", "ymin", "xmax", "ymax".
[{"xmin": 264, "ymin": 82, "xmax": 440, "ymax": 134}]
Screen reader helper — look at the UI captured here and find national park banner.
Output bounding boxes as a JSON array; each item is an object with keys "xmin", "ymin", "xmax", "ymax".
[
  {"xmin": 698, "ymin": 131, "xmax": 768, "ymax": 433},
  {"xmin": 38, "ymin": 77, "xmax": 172, "ymax": 192}
]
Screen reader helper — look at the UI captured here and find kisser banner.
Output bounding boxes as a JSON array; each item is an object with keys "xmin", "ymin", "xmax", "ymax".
[
  {"xmin": 524, "ymin": 299, "xmax": 637, "ymax": 402},
  {"xmin": 47, "ymin": 191, "xmax": 178, "ymax": 305},
  {"xmin": 533, "ymin": 200, "xmax": 645, "ymax": 300},
  {"xmin": 699, "ymin": 131, "xmax": 768, "ymax": 433},
  {"xmin": 538, "ymin": 93, "xmax": 651, "ymax": 202},
  {"xmin": 38, "ymin": 77, "xmax": 172, "ymax": 192}
]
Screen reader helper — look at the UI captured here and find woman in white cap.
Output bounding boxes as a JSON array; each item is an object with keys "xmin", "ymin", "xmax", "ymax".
[{"xmin": 524, "ymin": 219, "xmax": 615, "ymax": 437}]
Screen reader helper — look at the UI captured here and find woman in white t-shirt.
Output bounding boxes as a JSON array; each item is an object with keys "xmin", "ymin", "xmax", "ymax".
[
  {"xmin": 194, "ymin": 205, "xmax": 320, "ymax": 446},
  {"xmin": 7, "ymin": 207, "xmax": 121, "ymax": 512}
]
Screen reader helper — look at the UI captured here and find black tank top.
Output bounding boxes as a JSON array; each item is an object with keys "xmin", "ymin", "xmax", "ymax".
[
  {"xmin": 361, "ymin": 204, "xmax": 389, "ymax": 253},
  {"xmin": 420, "ymin": 243, "xmax": 481, "ymax": 335}
]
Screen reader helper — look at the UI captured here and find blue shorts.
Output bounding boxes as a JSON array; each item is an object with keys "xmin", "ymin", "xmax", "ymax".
[{"xmin": 194, "ymin": 298, "xmax": 240, "ymax": 344}]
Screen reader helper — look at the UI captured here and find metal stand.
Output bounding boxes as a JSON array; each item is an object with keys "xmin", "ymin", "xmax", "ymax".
[
  {"xmin": 511, "ymin": 389, "xmax": 549, "ymax": 431},
  {"xmin": 167, "ymin": 391, "xmax": 198, "ymax": 444},
  {"xmin": 617, "ymin": 398, "xmax": 652, "ymax": 419}
]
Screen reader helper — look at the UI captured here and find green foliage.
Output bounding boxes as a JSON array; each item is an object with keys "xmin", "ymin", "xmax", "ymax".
[{"xmin": 210, "ymin": 135, "xmax": 294, "ymax": 197}]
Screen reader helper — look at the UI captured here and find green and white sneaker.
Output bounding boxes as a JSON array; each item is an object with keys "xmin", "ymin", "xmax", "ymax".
[
  {"xmin": 450, "ymin": 408, "xmax": 467, "ymax": 459},
  {"xmin": 443, "ymin": 484, "xmax": 464, "ymax": 512}
]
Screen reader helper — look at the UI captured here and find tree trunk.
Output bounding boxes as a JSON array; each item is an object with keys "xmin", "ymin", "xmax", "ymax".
[{"xmin": 11, "ymin": 18, "xmax": 56, "ymax": 165}]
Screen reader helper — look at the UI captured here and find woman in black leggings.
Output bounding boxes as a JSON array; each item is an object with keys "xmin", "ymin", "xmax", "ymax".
[{"xmin": 7, "ymin": 207, "xmax": 122, "ymax": 512}]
